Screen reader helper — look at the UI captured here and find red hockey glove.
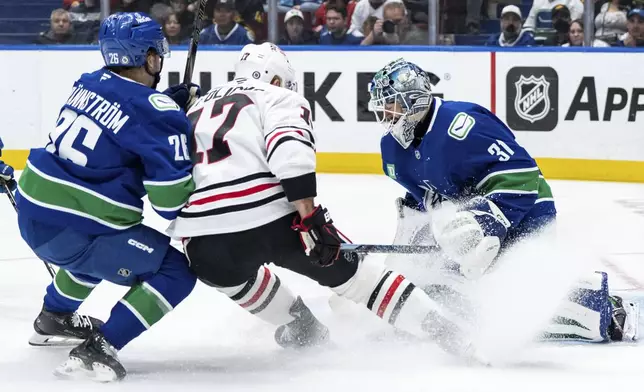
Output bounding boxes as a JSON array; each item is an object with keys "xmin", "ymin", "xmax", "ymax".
[{"xmin": 292, "ymin": 205, "xmax": 347, "ymax": 267}]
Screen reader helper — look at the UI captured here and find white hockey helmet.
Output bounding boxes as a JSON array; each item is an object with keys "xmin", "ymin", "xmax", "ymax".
[{"xmin": 234, "ymin": 42, "xmax": 297, "ymax": 92}]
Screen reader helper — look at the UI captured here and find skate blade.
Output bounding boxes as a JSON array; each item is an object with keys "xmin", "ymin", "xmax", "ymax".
[
  {"xmin": 29, "ymin": 332, "xmax": 84, "ymax": 347},
  {"xmin": 54, "ymin": 357, "xmax": 120, "ymax": 383}
]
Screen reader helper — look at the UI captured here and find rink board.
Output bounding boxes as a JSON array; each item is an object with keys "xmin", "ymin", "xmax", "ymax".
[{"xmin": 1, "ymin": 46, "xmax": 643, "ymax": 182}]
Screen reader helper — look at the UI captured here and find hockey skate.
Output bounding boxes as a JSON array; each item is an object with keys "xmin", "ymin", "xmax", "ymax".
[
  {"xmin": 54, "ymin": 331, "xmax": 126, "ymax": 382},
  {"xmin": 274, "ymin": 296, "xmax": 330, "ymax": 349},
  {"xmin": 608, "ymin": 295, "xmax": 639, "ymax": 342},
  {"xmin": 29, "ymin": 306, "xmax": 104, "ymax": 347},
  {"xmin": 422, "ymin": 310, "xmax": 487, "ymax": 365}
]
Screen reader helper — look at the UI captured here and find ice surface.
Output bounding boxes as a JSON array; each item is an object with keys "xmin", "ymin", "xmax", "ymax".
[{"xmin": 1, "ymin": 174, "xmax": 644, "ymax": 391}]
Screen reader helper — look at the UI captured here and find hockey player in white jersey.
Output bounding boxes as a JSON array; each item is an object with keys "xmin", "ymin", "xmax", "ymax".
[{"xmin": 168, "ymin": 43, "xmax": 476, "ymax": 357}]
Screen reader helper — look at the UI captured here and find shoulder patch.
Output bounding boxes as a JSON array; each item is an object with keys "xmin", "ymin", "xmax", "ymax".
[
  {"xmin": 447, "ymin": 112, "xmax": 476, "ymax": 141},
  {"xmin": 149, "ymin": 94, "xmax": 180, "ymax": 112},
  {"xmin": 386, "ymin": 164, "xmax": 396, "ymax": 179}
]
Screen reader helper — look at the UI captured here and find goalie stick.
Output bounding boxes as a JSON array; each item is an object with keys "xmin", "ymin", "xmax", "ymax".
[
  {"xmin": 341, "ymin": 243, "xmax": 439, "ymax": 254},
  {"xmin": 2, "ymin": 180, "xmax": 56, "ymax": 279},
  {"xmin": 183, "ymin": 0, "xmax": 208, "ymax": 84}
]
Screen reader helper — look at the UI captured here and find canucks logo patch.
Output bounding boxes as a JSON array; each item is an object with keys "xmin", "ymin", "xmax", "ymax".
[
  {"xmin": 447, "ymin": 112, "xmax": 475, "ymax": 141},
  {"xmin": 149, "ymin": 93, "xmax": 180, "ymax": 112},
  {"xmin": 386, "ymin": 164, "xmax": 396, "ymax": 179}
]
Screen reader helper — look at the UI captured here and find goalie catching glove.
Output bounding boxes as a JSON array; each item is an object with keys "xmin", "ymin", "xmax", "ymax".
[
  {"xmin": 431, "ymin": 197, "xmax": 510, "ymax": 279},
  {"xmin": 292, "ymin": 205, "xmax": 349, "ymax": 267}
]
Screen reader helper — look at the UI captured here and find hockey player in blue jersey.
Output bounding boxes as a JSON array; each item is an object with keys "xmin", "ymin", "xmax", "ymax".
[
  {"xmin": 369, "ymin": 58, "xmax": 638, "ymax": 344},
  {"xmin": 0, "ymin": 137, "xmax": 16, "ymax": 193},
  {"xmin": 15, "ymin": 13, "xmax": 200, "ymax": 381}
]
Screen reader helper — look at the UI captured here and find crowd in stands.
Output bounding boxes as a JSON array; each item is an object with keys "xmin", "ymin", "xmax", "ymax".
[{"xmin": 3, "ymin": 0, "xmax": 641, "ymax": 47}]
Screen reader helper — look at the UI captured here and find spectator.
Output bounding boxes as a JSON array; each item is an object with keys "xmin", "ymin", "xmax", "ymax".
[
  {"xmin": 277, "ymin": 0, "xmax": 323, "ymax": 13},
  {"xmin": 562, "ymin": 19, "xmax": 610, "ymax": 46},
  {"xmin": 200, "ymin": 0, "xmax": 254, "ymax": 45},
  {"xmin": 150, "ymin": 2, "xmax": 174, "ymax": 24},
  {"xmin": 486, "ymin": 5, "xmax": 536, "ymax": 47},
  {"xmin": 169, "ymin": 0, "xmax": 196, "ymax": 28},
  {"xmin": 542, "ymin": 4, "xmax": 572, "ymax": 45},
  {"xmin": 314, "ymin": 0, "xmax": 357, "ymax": 33},
  {"xmin": 616, "ymin": 7, "xmax": 644, "ymax": 46},
  {"xmin": 63, "ymin": 0, "xmax": 119, "ymax": 10},
  {"xmin": 68, "ymin": 0, "xmax": 101, "ymax": 41},
  {"xmin": 116, "ymin": 0, "xmax": 155, "ymax": 13},
  {"xmin": 524, "ymin": 0, "xmax": 584, "ymax": 30},
  {"xmin": 360, "ymin": 1, "xmax": 427, "ymax": 45},
  {"xmin": 164, "ymin": 12, "xmax": 191, "ymax": 44},
  {"xmin": 319, "ymin": 5, "xmax": 364, "ymax": 44},
  {"xmin": 37, "ymin": 9, "xmax": 90, "ymax": 44},
  {"xmin": 595, "ymin": 0, "xmax": 629, "ymax": 43},
  {"xmin": 209, "ymin": 0, "xmax": 266, "ymax": 42},
  {"xmin": 361, "ymin": 15, "xmax": 379, "ymax": 36},
  {"xmin": 279, "ymin": 9, "xmax": 318, "ymax": 45},
  {"xmin": 466, "ymin": 0, "xmax": 484, "ymax": 33},
  {"xmin": 351, "ymin": 0, "xmax": 403, "ymax": 34},
  {"xmin": 68, "ymin": 0, "xmax": 100, "ymax": 23}
]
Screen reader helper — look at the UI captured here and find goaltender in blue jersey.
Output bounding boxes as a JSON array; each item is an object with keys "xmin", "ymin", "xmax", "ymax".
[
  {"xmin": 369, "ymin": 58, "xmax": 638, "ymax": 344},
  {"xmin": 15, "ymin": 12, "xmax": 200, "ymax": 382},
  {"xmin": 371, "ymin": 59, "xmax": 556, "ymax": 275}
]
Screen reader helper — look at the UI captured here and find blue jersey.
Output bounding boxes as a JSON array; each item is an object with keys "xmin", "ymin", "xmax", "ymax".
[
  {"xmin": 381, "ymin": 98, "xmax": 556, "ymax": 243},
  {"xmin": 199, "ymin": 24, "xmax": 253, "ymax": 45},
  {"xmin": 485, "ymin": 30, "xmax": 536, "ymax": 47},
  {"xmin": 16, "ymin": 69, "xmax": 195, "ymax": 235},
  {"xmin": 318, "ymin": 29, "xmax": 363, "ymax": 45}
]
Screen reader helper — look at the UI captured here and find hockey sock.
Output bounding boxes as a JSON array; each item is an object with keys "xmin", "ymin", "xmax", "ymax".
[
  {"xmin": 365, "ymin": 270, "xmax": 443, "ymax": 336},
  {"xmin": 332, "ymin": 259, "xmax": 445, "ymax": 338},
  {"xmin": 43, "ymin": 269, "xmax": 100, "ymax": 313},
  {"xmin": 100, "ymin": 248, "xmax": 196, "ymax": 350},
  {"xmin": 217, "ymin": 265, "xmax": 298, "ymax": 326}
]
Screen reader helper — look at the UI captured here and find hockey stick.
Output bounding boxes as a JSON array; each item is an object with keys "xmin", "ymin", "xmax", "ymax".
[
  {"xmin": 183, "ymin": 0, "xmax": 208, "ymax": 84},
  {"xmin": 2, "ymin": 179, "xmax": 16, "ymax": 210},
  {"xmin": 341, "ymin": 243, "xmax": 440, "ymax": 254},
  {"xmin": 1, "ymin": 179, "xmax": 56, "ymax": 279}
]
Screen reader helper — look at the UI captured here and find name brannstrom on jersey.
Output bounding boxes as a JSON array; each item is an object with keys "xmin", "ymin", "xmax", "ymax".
[{"xmin": 65, "ymin": 84, "xmax": 130, "ymax": 134}]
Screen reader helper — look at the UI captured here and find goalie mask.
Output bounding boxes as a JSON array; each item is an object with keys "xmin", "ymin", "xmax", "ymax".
[
  {"xmin": 234, "ymin": 43, "xmax": 298, "ymax": 92},
  {"xmin": 369, "ymin": 58, "xmax": 433, "ymax": 149}
]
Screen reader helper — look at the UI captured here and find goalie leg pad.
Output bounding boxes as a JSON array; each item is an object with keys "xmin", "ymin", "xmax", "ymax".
[{"xmin": 542, "ymin": 271, "xmax": 610, "ymax": 342}]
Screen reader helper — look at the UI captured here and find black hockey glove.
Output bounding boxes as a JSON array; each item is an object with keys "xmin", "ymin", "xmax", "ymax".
[
  {"xmin": 292, "ymin": 205, "xmax": 347, "ymax": 267},
  {"xmin": 0, "ymin": 160, "xmax": 16, "ymax": 193},
  {"xmin": 162, "ymin": 83, "xmax": 201, "ymax": 112}
]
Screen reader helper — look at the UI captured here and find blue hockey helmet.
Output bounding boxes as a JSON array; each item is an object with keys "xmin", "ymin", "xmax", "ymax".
[
  {"xmin": 99, "ymin": 12, "xmax": 169, "ymax": 68},
  {"xmin": 368, "ymin": 58, "xmax": 433, "ymax": 149}
]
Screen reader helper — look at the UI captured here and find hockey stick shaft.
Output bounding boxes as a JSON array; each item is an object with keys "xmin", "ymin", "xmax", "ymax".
[
  {"xmin": 183, "ymin": 0, "xmax": 208, "ymax": 84},
  {"xmin": 2, "ymin": 179, "xmax": 16, "ymax": 210},
  {"xmin": 341, "ymin": 243, "xmax": 439, "ymax": 254},
  {"xmin": 1, "ymin": 180, "xmax": 56, "ymax": 279}
]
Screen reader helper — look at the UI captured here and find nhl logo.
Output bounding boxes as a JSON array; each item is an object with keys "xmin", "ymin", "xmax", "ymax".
[{"xmin": 514, "ymin": 75, "xmax": 550, "ymax": 124}]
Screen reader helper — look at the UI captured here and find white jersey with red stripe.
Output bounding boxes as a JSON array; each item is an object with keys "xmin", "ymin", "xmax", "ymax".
[{"xmin": 168, "ymin": 78, "xmax": 317, "ymax": 238}]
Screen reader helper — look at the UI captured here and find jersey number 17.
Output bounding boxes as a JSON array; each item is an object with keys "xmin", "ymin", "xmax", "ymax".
[{"xmin": 187, "ymin": 94, "xmax": 253, "ymax": 165}]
